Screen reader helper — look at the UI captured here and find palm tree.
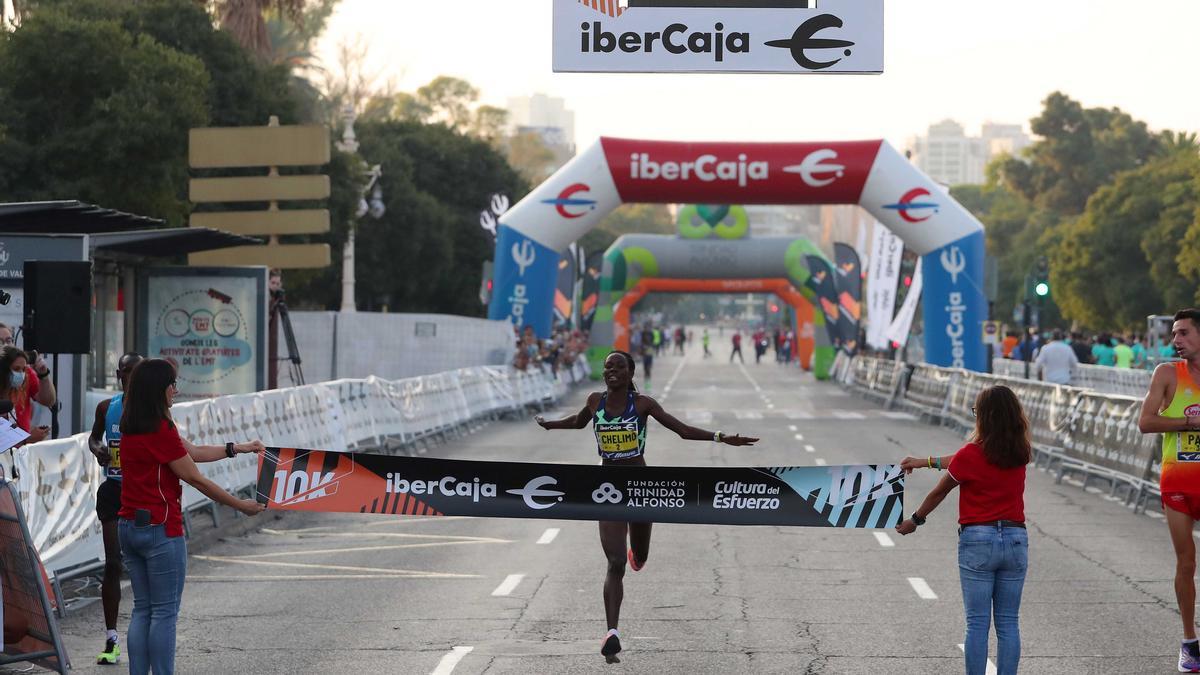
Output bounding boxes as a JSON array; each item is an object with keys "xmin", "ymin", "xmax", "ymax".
[
  {"xmin": 1160, "ymin": 130, "xmax": 1200, "ymax": 156},
  {"xmin": 213, "ymin": 0, "xmax": 307, "ymax": 59}
]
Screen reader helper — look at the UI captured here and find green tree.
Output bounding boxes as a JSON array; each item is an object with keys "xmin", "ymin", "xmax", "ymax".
[
  {"xmin": 995, "ymin": 91, "xmax": 1162, "ymax": 217},
  {"xmin": 1051, "ymin": 151, "xmax": 1200, "ymax": 328},
  {"xmin": 0, "ymin": 7, "xmax": 209, "ymax": 222}
]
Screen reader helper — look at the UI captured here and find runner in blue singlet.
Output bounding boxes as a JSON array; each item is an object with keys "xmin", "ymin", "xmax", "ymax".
[
  {"xmin": 87, "ymin": 352, "xmax": 142, "ymax": 665},
  {"xmin": 535, "ymin": 350, "xmax": 758, "ymax": 663}
]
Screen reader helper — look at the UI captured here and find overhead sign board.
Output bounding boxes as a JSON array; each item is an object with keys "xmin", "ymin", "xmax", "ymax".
[{"xmin": 553, "ymin": 0, "xmax": 883, "ymax": 74}]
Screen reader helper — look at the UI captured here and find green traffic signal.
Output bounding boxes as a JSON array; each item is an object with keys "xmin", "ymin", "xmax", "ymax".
[{"xmin": 1035, "ymin": 282, "xmax": 1050, "ymax": 297}]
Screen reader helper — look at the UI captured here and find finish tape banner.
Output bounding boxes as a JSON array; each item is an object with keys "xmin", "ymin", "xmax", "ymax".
[{"xmin": 256, "ymin": 449, "xmax": 905, "ymax": 529}]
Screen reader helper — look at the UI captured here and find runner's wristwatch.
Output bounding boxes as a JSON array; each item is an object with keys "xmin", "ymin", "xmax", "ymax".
[
  {"xmin": 713, "ymin": 430, "xmax": 724, "ymax": 443},
  {"xmin": 225, "ymin": 442, "xmax": 236, "ymax": 458},
  {"xmin": 910, "ymin": 513, "xmax": 926, "ymax": 526}
]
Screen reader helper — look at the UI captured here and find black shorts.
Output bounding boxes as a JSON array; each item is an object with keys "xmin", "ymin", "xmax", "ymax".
[{"xmin": 96, "ymin": 479, "xmax": 122, "ymax": 523}]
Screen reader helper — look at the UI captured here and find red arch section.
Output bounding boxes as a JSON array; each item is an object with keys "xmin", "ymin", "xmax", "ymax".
[{"xmin": 613, "ymin": 278, "xmax": 815, "ymax": 369}]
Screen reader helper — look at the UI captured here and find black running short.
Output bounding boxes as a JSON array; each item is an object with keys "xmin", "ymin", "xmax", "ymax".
[{"xmin": 96, "ymin": 479, "xmax": 122, "ymax": 523}]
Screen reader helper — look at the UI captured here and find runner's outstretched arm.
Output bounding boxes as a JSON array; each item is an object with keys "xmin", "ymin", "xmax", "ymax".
[
  {"xmin": 642, "ymin": 397, "xmax": 758, "ymax": 445},
  {"xmin": 535, "ymin": 394, "xmax": 599, "ymax": 430}
]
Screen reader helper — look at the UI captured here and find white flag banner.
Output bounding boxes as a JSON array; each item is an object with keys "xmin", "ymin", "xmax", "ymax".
[
  {"xmin": 865, "ymin": 221, "xmax": 903, "ymax": 349},
  {"xmin": 886, "ymin": 258, "xmax": 923, "ymax": 347}
]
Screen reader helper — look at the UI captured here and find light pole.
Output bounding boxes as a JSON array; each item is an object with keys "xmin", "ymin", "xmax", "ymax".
[{"xmin": 336, "ymin": 103, "xmax": 385, "ymax": 313}]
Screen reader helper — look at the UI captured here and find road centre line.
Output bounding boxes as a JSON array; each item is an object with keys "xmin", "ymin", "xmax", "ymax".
[
  {"xmin": 788, "ymin": 425, "xmax": 797, "ymax": 431},
  {"xmin": 205, "ymin": 540, "xmax": 506, "ymax": 559},
  {"xmin": 431, "ymin": 646, "xmax": 474, "ymax": 675},
  {"xmin": 873, "ymin": 532, "xmax": 895, "ymax": 547},
  {"xmin": 537, "ymin": 528, "xmax": 560, "ymax": 544},
  {"xmin": 957, "ymin": 644, "xmax": 998, "ymax": 674},
  {"xmin": 815, "ymin": 458, "xmax": 827, "ymax": 466},
  {"xmin": 492, "ymin": 573, "xmax": 525, "ymax": 596},
  {"xmin": 804, "ymin": 444, "xmax": 815, "ymax": 453},
  {"xmin": 907, "ymin": 577, "xmax": 938, "ymax": 599},
  {"xmin": 794, "ymin": 433, "xmax": 804, "ymax": 441},
  {"xmin": 659, "ymin": 353, "xmax": 689, "ymax": 402},
  {"xmin": 190, "ymin": 554, "xmax": 480, "ymax": 578}
]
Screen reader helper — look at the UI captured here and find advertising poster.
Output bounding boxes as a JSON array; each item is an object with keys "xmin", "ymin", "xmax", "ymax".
[
  {"xmin": 139, "ymin": 267, "xmax": 266, "ymax": 399},
  {"xmin": 257, "ymin": 449, "xmax": 905, "ymax": 529}
]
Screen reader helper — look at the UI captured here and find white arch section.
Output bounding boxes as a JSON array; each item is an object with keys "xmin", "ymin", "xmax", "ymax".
[{"xmin": 489, "ymin": 138, "xmax": 989, "ymax": 371}]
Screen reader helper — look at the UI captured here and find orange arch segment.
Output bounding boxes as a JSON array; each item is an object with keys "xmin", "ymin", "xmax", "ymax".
[{"xmin": 613, "ymin": 278, "xmax": 815, "ymax": 370}]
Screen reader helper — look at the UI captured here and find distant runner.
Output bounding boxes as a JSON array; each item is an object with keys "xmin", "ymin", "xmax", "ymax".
[{"xmin": 535, "ymin": 351, "xmax": 758, "ymax": 663}]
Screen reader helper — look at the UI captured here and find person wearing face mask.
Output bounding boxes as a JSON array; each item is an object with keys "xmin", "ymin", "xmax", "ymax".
[{"xmin": 0, "ymin": 345, "xmax": 56, "ymax": 443}]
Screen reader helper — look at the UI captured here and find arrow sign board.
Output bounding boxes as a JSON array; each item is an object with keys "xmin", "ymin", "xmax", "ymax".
[{"xmin": 553, "ymin": 0, "xmax": 883, "ymax": 74}]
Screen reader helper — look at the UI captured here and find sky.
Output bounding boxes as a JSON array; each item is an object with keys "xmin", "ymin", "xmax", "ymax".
[{"xmin": 316, "ymin": 1, "xmax": 1200, "ymax": 151}]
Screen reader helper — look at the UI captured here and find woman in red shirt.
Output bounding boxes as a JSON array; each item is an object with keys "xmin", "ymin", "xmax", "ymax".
[
  {"xmin": 118, "ymin": 359, "xmax": 266, "ymax": 675},
  {"xmin": 896, "ymin": 385, "xmax": 1031, "ymax": 675},
  {"xmin": 0, "ymin": 345, "xmax": 57, "ymax": 442}
]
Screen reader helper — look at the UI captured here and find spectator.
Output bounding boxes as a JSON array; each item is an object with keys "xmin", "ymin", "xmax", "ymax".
[
  {"xmin": 117, "ymin": 359, "xmax": 265, "ymax": 674},
  {"xmin": 1092, "ymin": 333, "xmax": 1116, "ymax": 367},
  {"xmin": 1130, "ymin": 334, "xmax": 1148, "ymax": 369},
  {"xmin": 1069, "ymin": 332, "xmax": 1093, "ymax": 365},
  {"xmin": 1001, "ymin": 331, "xmax": 1019, "ymax": 358},
  {"xmin": 1113, "ymin": 336, "xmax": 1134, "ymax": 369},
  {"xmin": 1034, "ymin": 331, "xmax": 1078, "ymax": 385},
  {"xmin": 0, "ymin": 322, "xmax": 15, "ymax": 347},
  {"xmin": 0, "ymin": 346, "xmax": 55, "ymax": 442}
]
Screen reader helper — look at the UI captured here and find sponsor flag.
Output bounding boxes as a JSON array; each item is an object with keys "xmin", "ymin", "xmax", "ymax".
[
  {"xmin": 581, "ymin": 250, "xmax": 604, "ymax": 330},
  {"xmin": 803, "ymin": 255, "xmax": 843, "ymax": 347},
  {"xmin": 886, "ymin": 258, "xmax": 922, "ymax": 347},
  {"xmin": 554, "ymin": 243, "xmax": 578, "ymax": 326},
  {"xmin": 257, "ymin": 449, "xmax": 904, "ymax": 529},
  {"xmin": 833, "ymin": 242, "xmax": 863, "ymax": 354},
  {"xmin": 865, "ymin": 221, "xmax": 902, "ymax": 349}
]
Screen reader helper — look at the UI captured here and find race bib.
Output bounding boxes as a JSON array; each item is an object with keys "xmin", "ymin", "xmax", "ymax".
[
  {"xmin": 596, "ymin": 422, "xmax": 640, "ymax": 456},
  {"xmin": 106, "ymin": 439, "xmax": 122, "ymax": 478}
]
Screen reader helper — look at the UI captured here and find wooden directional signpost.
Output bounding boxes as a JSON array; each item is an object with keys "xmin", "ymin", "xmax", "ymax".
[{"xmin": 187, "ymin": 118, "xmax": 331, "ymax": 269}]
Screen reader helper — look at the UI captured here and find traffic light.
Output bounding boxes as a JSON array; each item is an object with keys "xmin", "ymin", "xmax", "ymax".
[
  {"xmin": 1034, "ymin": 256, "xmax": 1050, "ymax": 298},
  {"xmin": 479, "ymin": 260, "xmax": 494, "ymax": 305}
]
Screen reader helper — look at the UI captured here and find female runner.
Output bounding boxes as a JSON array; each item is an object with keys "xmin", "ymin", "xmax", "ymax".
[{"xmin": 536, "ymin": 350, "xmax": 758, "ymax": 663}]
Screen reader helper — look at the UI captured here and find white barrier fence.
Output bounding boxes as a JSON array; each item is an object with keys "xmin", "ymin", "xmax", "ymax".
[
  {"xmin": 991, "ymin": 357, "xmax": 1152, "ymax": 398},
  {"xmin": 0, "ymin": 361, "xmax": 587, "ymax": 584},
  {"xmin": 834, "ymin": 353, "xmax": 1160, "ymax": 510}
]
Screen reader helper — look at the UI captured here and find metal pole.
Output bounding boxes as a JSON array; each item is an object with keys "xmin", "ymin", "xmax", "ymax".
[{"xmin": 340, "ymin": 224, "xmax": 357, "ymax": 313}]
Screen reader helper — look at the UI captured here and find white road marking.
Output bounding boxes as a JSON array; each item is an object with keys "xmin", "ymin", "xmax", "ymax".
[
  {"xmin": 804, "ymin": 444, "xmax": 815, "ymax": 453},
  {"xmin": 907, "ymin": 577, "xmax": 938, "ymax": 600},
  {"xmin": 686, "ymin": 410, "xmax": 713, "ymax": 424},
  {"xmin": 190, "ymin": 554, "xmax": 479, "ymax": 578},
  {"xmin": 794, "ymin": 433, "xmax": 805, "ymax": 441},
  {"xmin": 1148, "ymin": 511, "xmax": 1165, "ymax": 519},
  {"xmin": 431, "ymin": 646, "xmax": 474, "ymax": 675},
  {"xmin": 785, "ymin": 411, "xmax": 814, "ymax": 420},
  {"xmin": 788, "ymin": 425, "xmax": 798, "ymax": 432},
  {"xmin": 767, "ymin": 403, "xmax": 775, "ymax": 409},
  {"xmin": 815, "ymin": 458, "xmax": 827, "ymax": 466},
  {"xmin": 881, "ymin": 411, "xmax": 917, "ymax": 420},
  {"xmin": 832, "ymin": 410, "xmax": 867, "ymax": 420},
  {"xmin": 492, "ymin": 573, "xmax": 525, "ymax": 596},
  {"xmin": 658, "ymin": 353, "xmax": 689, "ymax": 402},
  {"xmin": 537, "ymin": 528, "xmax": 560, "ymax": 545},
  {"xmin": 735, "ymin": 411, "xmax": 764, "ymax": 420},
  {"xmin": 735, "ymin": 362, "xmax": 763, "ymax": 393},
  {"xmin": 218, "ymin": 540, "xmax": 508, "ymax": 559},
  {"xmin": 873, "ymin": 532, "xmax": 895, "ymax": 547},
  {"xmin": 957, "ymin": 644, "xmax": 998, "ymax": 674}
]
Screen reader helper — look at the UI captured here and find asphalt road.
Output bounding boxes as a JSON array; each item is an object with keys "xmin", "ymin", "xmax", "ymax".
[{"xmin": 16, "ymin": 347, "xmax": 1190, "ymax": 674}]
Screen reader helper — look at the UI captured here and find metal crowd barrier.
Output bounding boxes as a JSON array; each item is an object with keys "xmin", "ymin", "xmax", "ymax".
[
  {"xmin": 839, "ymin": 356, "xmax": 1162, "ymax": 513},
  {"xmin": 991, "ymin": 357, "xmax": 1153, "ymax": 397},
  {"xmin": 0, "ymin": 361, "xmax": 588, "ymax": 603}
]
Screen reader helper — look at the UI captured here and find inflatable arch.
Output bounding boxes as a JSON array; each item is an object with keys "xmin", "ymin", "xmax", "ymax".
[
  {"xmin": 591, "ymin": 231, "xmax": 838, "ymax": 377},
  {"xmin": 489, "ymin": 138, "xmax": 988, "ymax": 372},
  {"xmin": 612, "ymin": 277, "xmax": 815, "ymax": 367}
]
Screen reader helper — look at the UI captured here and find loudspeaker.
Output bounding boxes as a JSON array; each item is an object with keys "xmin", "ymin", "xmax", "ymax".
[{"xmin": 23, "ymin": 260, "xmax": 92, "ymax": 354}]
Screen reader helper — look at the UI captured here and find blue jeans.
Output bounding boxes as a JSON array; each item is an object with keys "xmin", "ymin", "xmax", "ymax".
[
  {"xmin": 958, "ymin": 524, "xmax": 1028, "ymax": 675},
  {"xmin": 119, "ymin": 520, "xmax": 187, "ymax": 675}
]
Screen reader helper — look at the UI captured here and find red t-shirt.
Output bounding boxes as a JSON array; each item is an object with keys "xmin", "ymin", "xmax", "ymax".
[
  {"xmin": 946, "ymin": 441, "xmax": 1026, "ymax": 525},
  {"xmin": 118, "ymin": 419, "xmax": 189, "ymax": 537},
  {"xmin": 9, "ymin": 366, "xmax": 41, "ymax": 432}
]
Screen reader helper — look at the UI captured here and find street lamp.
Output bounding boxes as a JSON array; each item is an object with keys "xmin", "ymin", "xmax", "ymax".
[{"xmin": 336, "ymin": 103, "xmax": 385, "ymax": 313}]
